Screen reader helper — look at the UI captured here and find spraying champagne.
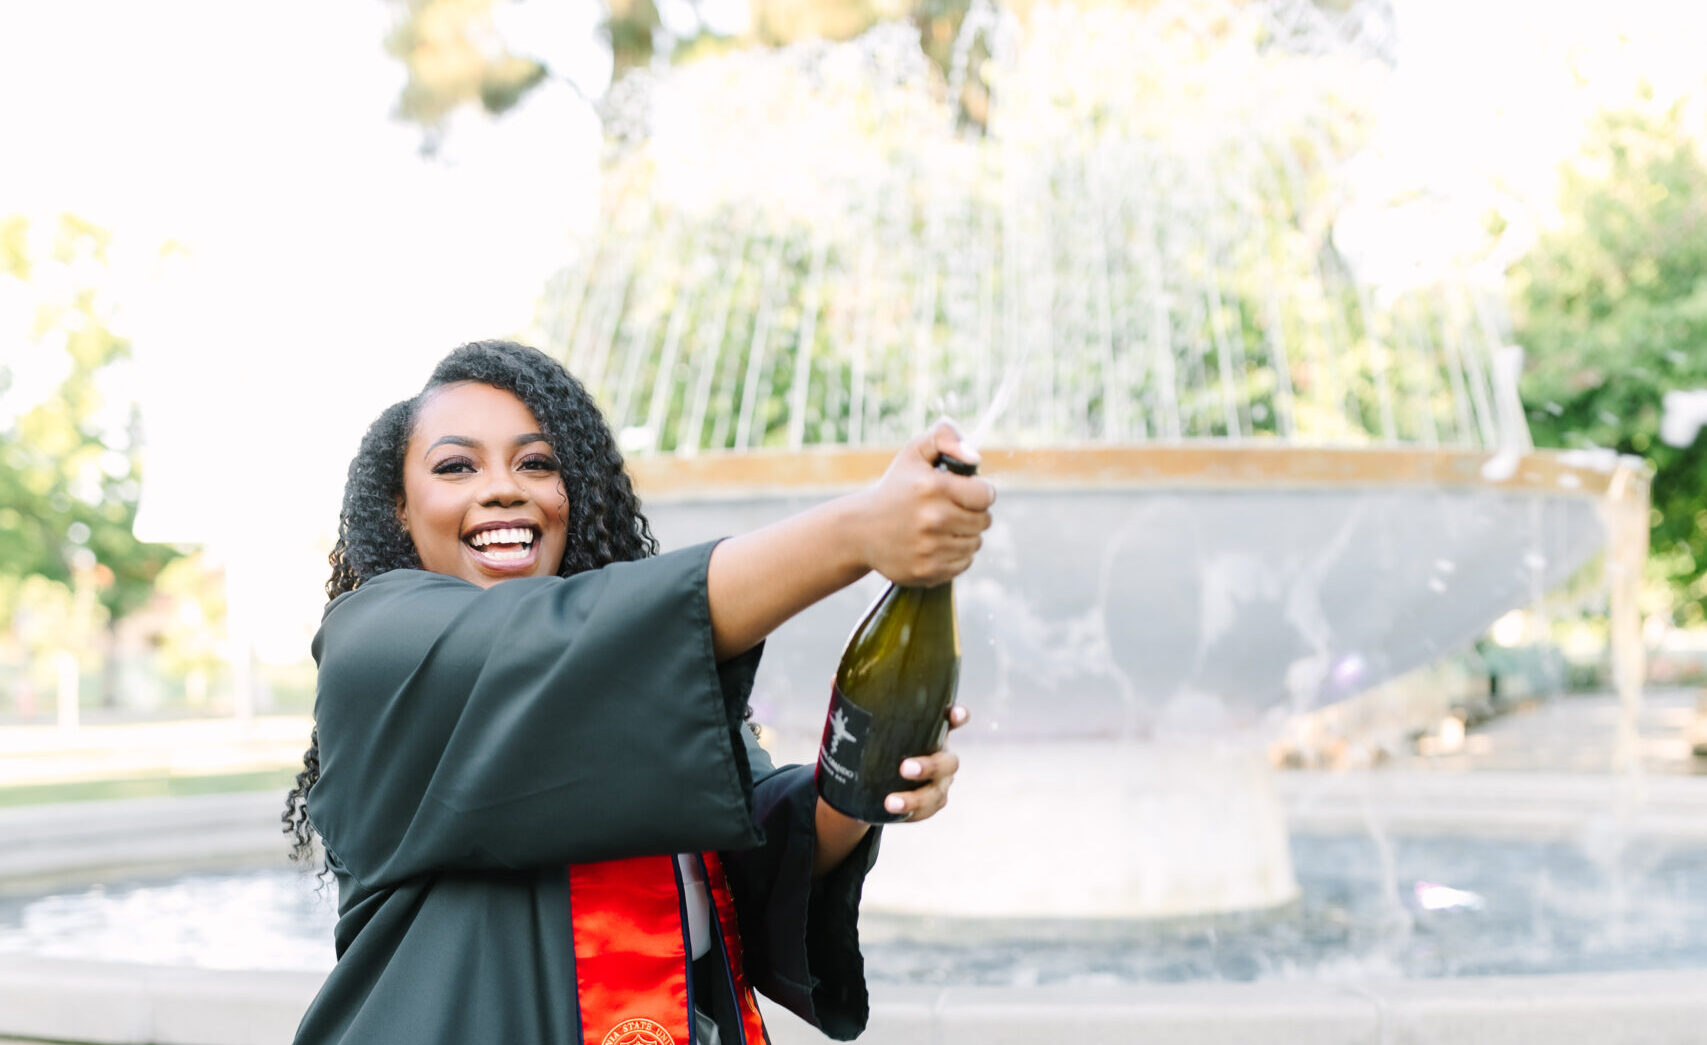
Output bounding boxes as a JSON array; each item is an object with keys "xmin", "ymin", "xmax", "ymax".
[{"xmin": 815, "ymin": 454, "xmax": 978, "ymax": 823}]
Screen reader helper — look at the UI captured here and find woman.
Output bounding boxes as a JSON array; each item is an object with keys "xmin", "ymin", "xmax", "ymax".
[{"xmin": 282, "ymin": 340, "xmax": 995, "ymax": 1044}]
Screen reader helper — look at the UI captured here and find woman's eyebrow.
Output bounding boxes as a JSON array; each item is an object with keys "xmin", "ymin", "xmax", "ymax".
[
  {"xmin": 425, "ymin": 435, "xmax": 478, "ymax": 457},
  {"xmin": 424, "ymin": 433, "xmax": 550, "ymax": 457}
]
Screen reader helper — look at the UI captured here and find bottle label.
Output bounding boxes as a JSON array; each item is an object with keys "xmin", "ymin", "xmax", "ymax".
[{"xmin": 816, "ymin": 684, "xmax": 877, "ymax": 818}]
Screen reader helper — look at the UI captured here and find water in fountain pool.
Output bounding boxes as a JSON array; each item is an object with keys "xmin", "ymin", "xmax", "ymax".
[
  {"xmin": 0, "ymin": 866, "xmax": 337, "ymax": 972},
  {"xmin": 5, "ymin": 830, "xmax": 1704, "ymax": 984}
]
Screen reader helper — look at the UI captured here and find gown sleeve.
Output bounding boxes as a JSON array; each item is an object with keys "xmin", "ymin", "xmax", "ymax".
[
  {"xmin": 307, "ymin": 541, "xmax": 766, "ymax": 890},
  {"xmin": 723, "ymin": 728, "xmax": 882, "ymax": 1041}
]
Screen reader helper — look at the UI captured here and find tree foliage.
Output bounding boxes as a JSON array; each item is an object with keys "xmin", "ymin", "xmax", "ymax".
[
  {"xmin": 380, "ymin": 0, "xmax": 992, "ymax": 147},
  {"xmin": 0, "ymin": 213, "xmax": 180, "ymax": 630},
  {"xmin": 383, "ymin": 0, "xmax": 548, "ymax": 150},
  {"xmin": 1510, "ymin": 92, "xmax": 1707, "ymax": 623}
]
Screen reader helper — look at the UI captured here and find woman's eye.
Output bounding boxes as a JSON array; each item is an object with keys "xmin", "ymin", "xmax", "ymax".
[
  {"xmin": 520, "ymin": 455, "xmax": 560, "ymax": 472},
  {"xmin": 431, "ymin": 459, "xmax": 474, "ymax": 475}
]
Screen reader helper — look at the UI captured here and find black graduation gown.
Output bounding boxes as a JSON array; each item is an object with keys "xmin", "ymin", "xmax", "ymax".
[{"xmin": 293, "ymin": 541, "xmax": 878, "ymax": 1044}]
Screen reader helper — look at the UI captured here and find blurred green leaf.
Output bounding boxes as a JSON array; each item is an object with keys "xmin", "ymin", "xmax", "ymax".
[
  {"xmin": 0, "ymin": 213, "xmax": 181, "ymax": 632},
  {"xmin": 1511, "ymin": 96, "xmax": 1707, "ymax": 624}
]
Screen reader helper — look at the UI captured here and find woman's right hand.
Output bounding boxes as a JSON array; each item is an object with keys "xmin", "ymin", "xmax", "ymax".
[
  {"xmin": 706, "ymin": 420, "xmax": 996, "ymax": 660},
  {"xmin": 853, "ymin": 420, "xmax": 997, "ymax": 587}
]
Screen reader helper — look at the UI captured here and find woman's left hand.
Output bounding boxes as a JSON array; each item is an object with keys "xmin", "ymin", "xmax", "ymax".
[
  {"xmin": 881, "ymin": 704, "xmax": 969, "ymax": 823},
  {"xmin": 811, "ymin": 705, "xmax": 971, "ymax": 876}
]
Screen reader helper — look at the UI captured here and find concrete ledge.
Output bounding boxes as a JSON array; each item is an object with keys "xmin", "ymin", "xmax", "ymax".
[
  {"xmin": 1376, "ymin": 970, "xmax": 1707, "ymax": 1045},
  {"xmin": 0, "ymin": 792, "xmax": 292, "ymax": 894},
  {"xmin": 1279, "ymin": 770, "xmax": 1707, "ymax": 841},
  {"xmin": 626, "ymin": 446, "xmax": 1627, "ymax": 499},
  {"xmin": 763, "ymin": 974, "xmax": 1707, "ymax": 1045},
  {"xmin": 0, "ymin": 956, "xmax": 320, "ymax": 1045},
  {"xmin": 0, "ymin": 718, "xmax": 310, "ymax": 789},
  {"xmin": 7, "ymin": 956, "xmax": 1707, "ymax": 1045}
]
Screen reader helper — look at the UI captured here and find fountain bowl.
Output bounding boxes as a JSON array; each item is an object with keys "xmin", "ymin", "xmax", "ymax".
[{"xmin": 629, "ymin": 443, "xmax": 1646, "ymax": 918}]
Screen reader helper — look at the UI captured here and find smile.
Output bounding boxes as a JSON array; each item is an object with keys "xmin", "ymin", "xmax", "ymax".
[{"xmin": 463, "ymin": 525, "xmax": 541, "ymax": 566}]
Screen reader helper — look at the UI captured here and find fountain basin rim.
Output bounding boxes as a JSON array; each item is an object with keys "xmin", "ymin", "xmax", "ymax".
[
  {"xmin": 1275, "ymin": 767, "xmax": 1707, "ymax": 843},
  {"xmin": 627, "ymin": 445, "xmax": 1645, "ymax": 502}
]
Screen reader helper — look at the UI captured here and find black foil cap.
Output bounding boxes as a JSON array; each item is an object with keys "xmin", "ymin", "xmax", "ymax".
[{"xmin": 934, "ymin": 453, "xmax": 979, "ymax": 476}]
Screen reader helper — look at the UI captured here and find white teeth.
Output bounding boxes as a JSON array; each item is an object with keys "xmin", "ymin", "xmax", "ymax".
[{"xmin": 468, "ymin": 527, "xmax": 536, "ymax": 549}]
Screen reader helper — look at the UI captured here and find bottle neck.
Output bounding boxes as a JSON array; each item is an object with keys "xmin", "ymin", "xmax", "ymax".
[{"xmin": 892, "ymin": 577, "xmax": 955, "ymax": 596}]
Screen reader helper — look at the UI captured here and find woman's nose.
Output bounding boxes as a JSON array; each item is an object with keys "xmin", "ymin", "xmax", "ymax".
[{"xmin": 479, "ymin": 470, "xmax": 527, "ymax": 507}]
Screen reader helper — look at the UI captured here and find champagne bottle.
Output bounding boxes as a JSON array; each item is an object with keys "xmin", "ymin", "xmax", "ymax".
[{"xmin": 815, "ymin": 454, "xmax": 977, "ymax": 823}]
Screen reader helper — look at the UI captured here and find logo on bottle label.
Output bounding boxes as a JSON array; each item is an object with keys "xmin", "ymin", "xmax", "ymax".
[
  {"xmin": 816, "ymin": 686, "xmax": 872, "ymax": 802},
  {"xmin": 826, "ymin": 708, "xmax": 856, "ymax": 756}
]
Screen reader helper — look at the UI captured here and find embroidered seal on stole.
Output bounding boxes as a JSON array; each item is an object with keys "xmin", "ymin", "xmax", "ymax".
[{"xmin": 601, "ymin": 1017, "xmax": 675, "ymax": 1045}]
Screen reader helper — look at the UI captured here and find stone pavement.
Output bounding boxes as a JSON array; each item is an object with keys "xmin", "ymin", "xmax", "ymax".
[
  {"xmin": 0, "ymin": 714, "xmax": 313, "ymax": 792},
  {"xmin": 1386, "ymin": 684, "xmax": 1706, "ymax": 776}
]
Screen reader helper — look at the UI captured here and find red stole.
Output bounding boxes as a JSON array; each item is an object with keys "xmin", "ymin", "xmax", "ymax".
[{"xmin": 569, "ymin": 853, "xmax": 767, "ymax": 1045}]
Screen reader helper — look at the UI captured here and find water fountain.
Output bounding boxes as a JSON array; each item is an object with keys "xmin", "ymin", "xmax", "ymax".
[{"xmin": 539, "ymin": 0, "xmax": 1650, "ymax": 920}]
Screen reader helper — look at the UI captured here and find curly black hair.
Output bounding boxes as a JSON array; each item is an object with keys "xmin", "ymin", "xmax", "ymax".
[{"xmin": 283, "ymin": 340, "xmax": 660, "ymax": 865}]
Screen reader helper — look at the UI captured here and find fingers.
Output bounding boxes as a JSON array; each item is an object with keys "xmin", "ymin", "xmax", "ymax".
[
  {"xmin": 884, "ymin": 747, "xmax": 960, "ymax": 822},
  {"xmin": 926, "ymin": 418, "xmax": 981, "ymax": 470},
  {"xmin": 917, "ymin": 504, "xmax": 991, "ymax": 548},
  {"xmin": 902, "ymin": 748, "xmax": 958, "ymax": 780},
  {"xmin": 882, "ymin": 783, "xmax": 947, "ymax": 820},
  {"xmin": 865, "ymin": 423, "xmax": 995, "ymax": 585},
  {"xmin": 913, "ymin": 421, "xmax": 998, "ymax": 512},
  {"xmin": 949, "ymin": 478, "xmax": 998, "ymax": 514},
  {"xmin": 929, "ymin": 422, "xmax": 998, "ymax": 512},
  {"xmin": 917, "ymin": 528, "xmax": 983, "ymax": 566},
  {"xmin": 883, "ymin": 709, "xmax": 969, "ymax": 822}
]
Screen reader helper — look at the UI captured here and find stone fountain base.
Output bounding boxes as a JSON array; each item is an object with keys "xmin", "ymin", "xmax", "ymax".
[{"xmin": 858, "ymin": 739, "xmax": 1298, "ymax": 918}]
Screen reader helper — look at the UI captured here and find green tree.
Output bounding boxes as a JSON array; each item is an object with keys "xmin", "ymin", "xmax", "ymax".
[
  {"xmin": 1510, "ymin": 92, "xmax": 1707, "ymax": 623},
  {"xmin": 382, "ymin": 0, "xmax": 549, "ymax": 151},
  {"xmin": 380, "ymin": 0, "xmax": 998, "ymax": 148},
  {"xmin": 0, "ymin": 213, "xmax": 182, "ymax": 691}
]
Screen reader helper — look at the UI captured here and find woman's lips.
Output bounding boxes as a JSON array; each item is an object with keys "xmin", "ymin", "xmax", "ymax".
[
  {"xmin": 463, "ymin": 525, "xmax": 541, "ymax": 573},
  {"xmin": 464, "ymin": 539, "xmax": 541, "ymax": 573}
]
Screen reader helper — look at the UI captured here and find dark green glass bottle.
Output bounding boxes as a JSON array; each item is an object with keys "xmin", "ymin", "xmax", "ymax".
[{"xmin": 815, "ymin": 455, "xmax": 976, "ymax": 822}]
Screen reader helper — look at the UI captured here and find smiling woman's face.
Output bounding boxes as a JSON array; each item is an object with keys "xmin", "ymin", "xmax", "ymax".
[{"xmin": 398, "ymin": 381, "xmax": 570, "ymax": 588}]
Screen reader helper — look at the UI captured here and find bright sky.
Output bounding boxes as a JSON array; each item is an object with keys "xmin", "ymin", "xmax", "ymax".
[
  {"xmin": 1, "ymin": 0, "xmax": 1702, "ymax": 661},
  {"xmin": 0, "ymin": 0, "xmax": 611, "ymax": 657},
  {"xmin": 1, "ymin": 0, "xmax": 605, "ymax": 541},
  {"xmin": 1339, "ymin": 0, "xmax": 1707, "ymax": 289}
]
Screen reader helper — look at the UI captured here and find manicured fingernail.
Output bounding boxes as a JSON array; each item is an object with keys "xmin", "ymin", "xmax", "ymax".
[
  {"xmin": 901, "ymin": 759, "xmax": 922, "ymax": 778},
  {"xmin": 885, "ymin": 795, "xmax": 906, "ymax": 813}
]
